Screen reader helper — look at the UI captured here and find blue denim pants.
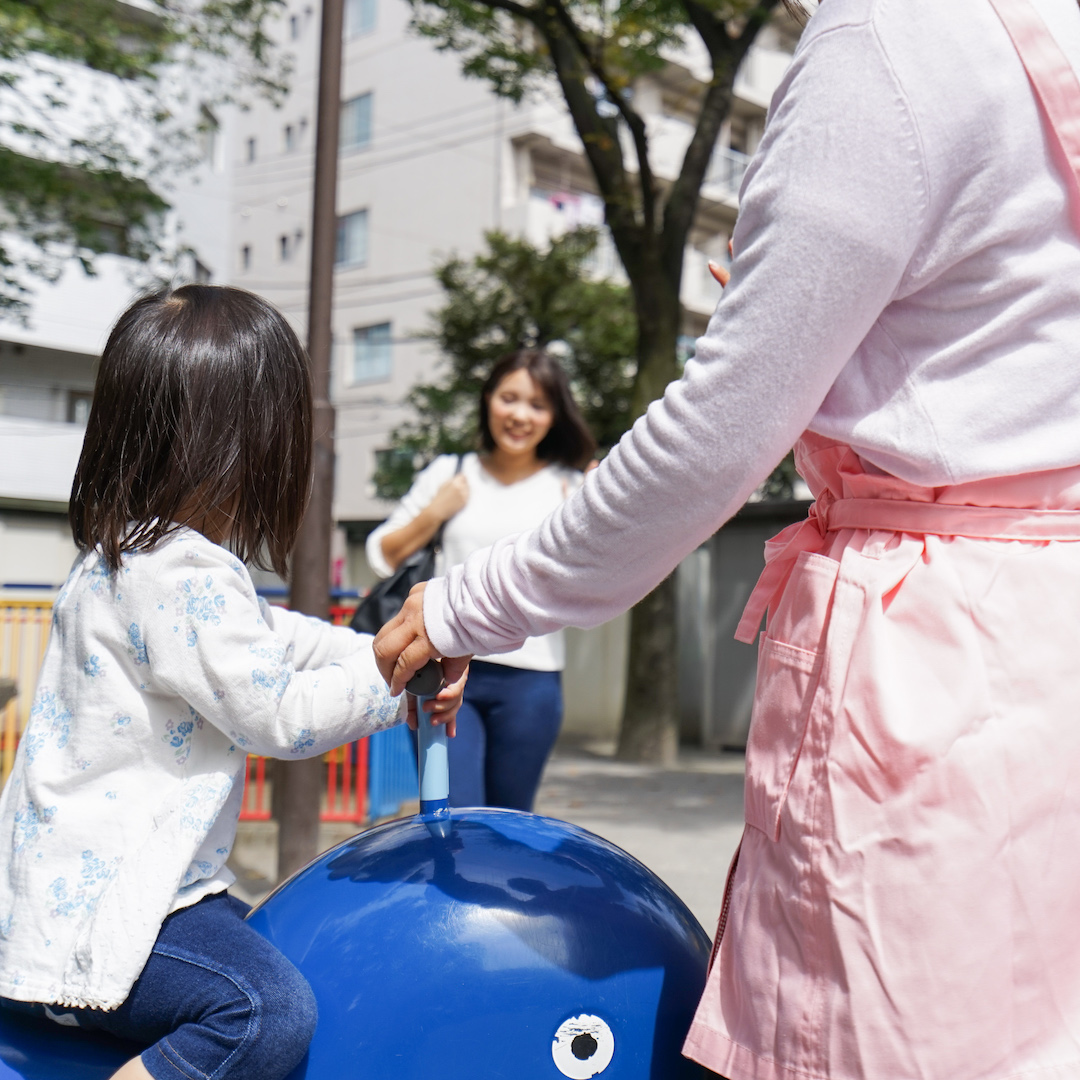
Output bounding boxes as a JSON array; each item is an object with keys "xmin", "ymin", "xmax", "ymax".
[
  {"xmin": 2, "ymin": 891, "xmax": 316, "ymax": 1080},
  {"xmin": 447, "ymin": 660, "xmax": 563, "ymax": 811}
]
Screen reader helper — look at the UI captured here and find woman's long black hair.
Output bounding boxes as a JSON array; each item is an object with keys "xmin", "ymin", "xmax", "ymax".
[
  {"xmin": 70, "ymin": 284, "xmax": 313, "ymax": 577},
  {"xmin": 478, "ymin": 349, "xmax": 597, "ymax": 471}
]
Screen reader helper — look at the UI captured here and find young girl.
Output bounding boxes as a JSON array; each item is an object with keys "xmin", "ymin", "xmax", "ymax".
[
  {"xmin": 0, "ymin": 284, "xmax": 462, "ymax": 1080},
  {"xmin": 367, "ymin": 349, "xmax": 595, "ymax": 811},
  {"xmin": 375, "ymin": 1, "xmax": 1080, "ymax": 1078}
]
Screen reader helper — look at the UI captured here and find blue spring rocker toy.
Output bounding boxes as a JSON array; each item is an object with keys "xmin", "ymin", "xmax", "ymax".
[{"xmin": 0, "ymin": 664, "xmax": 712, "ymax": 1079}]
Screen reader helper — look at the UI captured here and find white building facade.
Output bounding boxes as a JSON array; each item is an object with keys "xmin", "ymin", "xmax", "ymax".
[
  {"xmin": 0, "ymin": 26, "xmax": 233, "ymax": 594},
  {"xmin": 227, "ymin": 0, "xmax": 797, "ymax": 735},
  {"xmin": 229, "ymin": 0, "xmax": 798, "ymax": 563},
  {"xmin": 0, "ymin": 0, "xmax": 797, "ymax": 736}
]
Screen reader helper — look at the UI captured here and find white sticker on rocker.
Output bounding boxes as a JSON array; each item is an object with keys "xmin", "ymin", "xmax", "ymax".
[{"xmin": 551, "ymin": 1014, "xmax": 615, "ymax": 1078}]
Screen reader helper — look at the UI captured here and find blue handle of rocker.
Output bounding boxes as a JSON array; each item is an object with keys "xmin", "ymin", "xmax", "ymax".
[{"xmin": 408, "ymin": 661, "xmax": 449, "ymax": 820}]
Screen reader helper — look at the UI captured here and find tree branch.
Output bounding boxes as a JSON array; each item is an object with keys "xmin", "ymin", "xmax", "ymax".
[
  {"xmin": 680, "ymin": 0, "xmax": 729, "ymax": 61},
  {"xmin": 467, "ymin": 0, "xmax": 539, "ymax": 24},
  {"xmin": 662, "ymin": 0, "xmax": 782, "ymax": 273},
  {"xmin": 536, "ymin": 16, "xmax": 645, "ymax": 270},
  {"xmin": 545, "ymin": 0, "xmax": 657, "ymax": 234}
]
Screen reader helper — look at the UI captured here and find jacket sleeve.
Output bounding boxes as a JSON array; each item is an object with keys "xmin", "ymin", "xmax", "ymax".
[
  {"xmin": 258, "ymin": 601, "xmax": 370, "ymax": 668},
  {"xmin": 423, "ymin": 16, "xmax": 930, "ymax": 658},
  {"xmin": 140, "ymin": 541, "xmax": 403, "ymax": 758}
]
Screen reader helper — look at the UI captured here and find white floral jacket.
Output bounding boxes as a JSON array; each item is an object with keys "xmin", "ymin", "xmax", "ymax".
[{"xmin": 0, "ymin": 529, "xmax": 402, "ymax": 1009}]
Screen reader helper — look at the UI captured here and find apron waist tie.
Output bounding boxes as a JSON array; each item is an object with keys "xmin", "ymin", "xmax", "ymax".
[{"xmin": 734, "ymin": 496, "xmax": 1080, "ymax": 644}]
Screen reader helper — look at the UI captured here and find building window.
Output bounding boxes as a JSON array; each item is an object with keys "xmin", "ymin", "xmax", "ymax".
[
  {"xmin": 279, "ymin": 234, "xmax": 292, "ymax": 261},
  {"xmin": 290, "ymin": 13, "xmax": 300, "ymax": 38},
  {"xmin": 284, "ymin": 124, "xmax": 295, "ymax": 152},
  {"xmin": 67, "ymin": 391, "xmax": 93, "ymax": 425},
  {"xmin": 240, "ymin": 244, "xmax": 251, "ymax": 270},
  {"xmin": 345, "ymin": 0, "xmax": 375, "ymax": 37},
  {"xmin": 352, "ymin": 323, "xmax": 392, "ymax": 384},
  {"xmin": 194, "ymin": 259, "xmax": 212, "ymax": 283},
  {"xmin": 335, "ymin": 209, "xmax": 368, "ymax": 267},
  {"xmin": 198, "ymin": 106, "xmax": 221, "ymax": 171},
  {"xmin": 340, "ymin": 93, "xmax": 372, "ymax": 152},
  {"xmin": 246, "ymin": 137, "xmax": 257, "ymax": 163}
]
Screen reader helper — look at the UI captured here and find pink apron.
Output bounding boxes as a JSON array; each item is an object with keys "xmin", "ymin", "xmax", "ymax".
[{"xmin": 683, "ymin": 3, "xmax": 1080, "ymax": 1078}]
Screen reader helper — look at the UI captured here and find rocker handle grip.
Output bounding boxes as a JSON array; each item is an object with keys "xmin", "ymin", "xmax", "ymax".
[{"xmin": 408, "ymin": 661, "xmax": 450, "ymax": 822}]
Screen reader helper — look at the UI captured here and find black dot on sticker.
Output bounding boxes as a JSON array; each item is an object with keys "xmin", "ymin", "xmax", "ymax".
[{"xmin": 571, "ymin": 1033, "xmax": 598, "ymax": 1060}]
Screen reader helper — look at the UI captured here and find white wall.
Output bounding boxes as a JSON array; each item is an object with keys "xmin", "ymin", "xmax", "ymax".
[{"xmin": 0, "ymin": 512, "xmax": 76, "ymax": 593}]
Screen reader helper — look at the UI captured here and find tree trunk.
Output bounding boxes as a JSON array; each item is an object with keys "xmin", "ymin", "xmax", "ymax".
[
  {"xmin": 275, "ymin": 0, "xmax": 344, "ymax": 882},
  {"xmin": 617, "ymin": 266, "xmax": 683, "ymax": 763},
  {"xmin": 274, "ymin": 756, "xmax": 325, "ymax": 880},
  {"xmin": 617, "ymin": 574, "xmax": 680, "ymax": 763}
]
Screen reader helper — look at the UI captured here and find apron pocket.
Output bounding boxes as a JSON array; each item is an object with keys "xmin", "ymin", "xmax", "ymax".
[{"xmin": 744, "ymin": 551, "xmax": 838, "ymax": 841}]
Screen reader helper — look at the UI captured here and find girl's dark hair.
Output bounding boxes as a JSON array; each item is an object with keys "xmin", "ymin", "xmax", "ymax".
[
  {"xmin": 478, "ymin": 349, "xmax": 597, "ymax": 470},
  {"xmin": 70, "ymin": 284, "xmax": 312, "ymax": 577}
]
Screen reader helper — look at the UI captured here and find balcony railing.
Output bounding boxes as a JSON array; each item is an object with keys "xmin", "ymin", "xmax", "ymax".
[{"xmin": 704, "ymin": 146, "xmax": 751, "ymax": 200}]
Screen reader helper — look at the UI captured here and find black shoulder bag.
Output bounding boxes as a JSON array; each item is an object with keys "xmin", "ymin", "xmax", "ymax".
[{"xmin": 349, "ymin": 456, "xmax": 462, "ymax": 635}]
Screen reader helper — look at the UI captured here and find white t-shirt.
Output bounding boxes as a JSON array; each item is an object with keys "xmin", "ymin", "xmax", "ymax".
[{"xmin": 366, "ymin": 453, "xmax": 582, "ymax": 671}]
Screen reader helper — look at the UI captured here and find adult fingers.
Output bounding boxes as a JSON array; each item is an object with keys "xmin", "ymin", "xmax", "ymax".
[
  {"xmin": 390, "ymin": 636, "xmax": 439, "ymax": 697},
  {"xmin": 373, "ymin": 612, "xmax": 411, "ymax": 686},
  {"xmin": 373, "ymin": 586, "xmax": 428, "ymax": 686},
  {"xmin": 440, "ymin": 655, "xmax": 471, "ymax": 690},
  {"xmin": 708, "ymin": 260, "xmax": 731, "ymax": 287}
]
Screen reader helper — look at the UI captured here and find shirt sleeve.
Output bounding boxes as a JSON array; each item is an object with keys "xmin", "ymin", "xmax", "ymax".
[
  {"xmin": 140, "ymin": 540, "xmax": 403, "ymax": 758},
  {"xmin": 365, "ymin": 455, "xmax": 461, "ymax": 578},
  {"xmin": 258, "ymin": 600, "xmax": 368, "ymax": 668},
  {"xmin": 423, "ymin": 16, "xmax": 930, "ymax": 658}
]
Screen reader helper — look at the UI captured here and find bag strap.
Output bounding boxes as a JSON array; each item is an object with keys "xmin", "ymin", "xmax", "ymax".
[
  {"xmin": 987, "ymin": 0, "xmax": 1080, "ymax": 235},
  {"xmin": 429, "ymin": 454, "xmax": 463, "ymax": 552}
]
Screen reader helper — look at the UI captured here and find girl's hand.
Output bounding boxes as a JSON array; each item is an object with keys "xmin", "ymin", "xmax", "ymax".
[
  {"xmin": 374, "ymin": 582, "xmax": 472, "ymax": 700},
  {"xmin": 427, "ymin": 473, "xmax": 470, "ymax": 523},
  {"xmin": 405, "ymin": 662, "xmax": 469, "ymax": 737}
]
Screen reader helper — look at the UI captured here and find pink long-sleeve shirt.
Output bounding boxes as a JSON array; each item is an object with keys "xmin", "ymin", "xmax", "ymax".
[{"xmin": 425, "ymin": 0, "xmax": 1080, "ymax": 660}]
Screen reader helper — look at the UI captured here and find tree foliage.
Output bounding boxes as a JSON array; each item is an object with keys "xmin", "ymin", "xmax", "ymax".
[
  {"xmin": 0, "ymin": 0, "xmax": 289, "ymax": 321},
  {"xmin": 374, "ymin": 228, "xmax": 636, "ymax": 500},
  {"xmin": 407, "ymin": 0, "xmax": 783, "ymax": 393}
]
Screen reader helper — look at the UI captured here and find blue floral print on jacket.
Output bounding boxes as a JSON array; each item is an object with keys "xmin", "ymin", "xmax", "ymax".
[{"xmin": 0, "ymin": 529, "xmax": 403, "ymax": 1011}]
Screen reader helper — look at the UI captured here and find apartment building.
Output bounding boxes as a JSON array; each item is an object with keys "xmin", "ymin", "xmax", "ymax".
[
  {"xmin": 230, "ymin": 0, "xmax": 799, "ymax": 586},
  {"xmin": 0, "ymin": 21, "xmax": 234, "ymax": 592}
]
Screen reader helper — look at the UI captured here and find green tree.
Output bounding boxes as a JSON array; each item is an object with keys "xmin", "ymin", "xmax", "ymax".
[
  {"xmin": 0, "ymin": 0, "xmax": 289, "ymax": 321},
  {"xmin": 407, "ymin": 0, "xmax": 787, "ymax": 761},
  {"xmin": 375, "ymin": 227, "xmax": 636, "ymax": 499}
]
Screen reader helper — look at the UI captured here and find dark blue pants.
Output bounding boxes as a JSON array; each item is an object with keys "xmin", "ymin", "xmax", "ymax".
[
  {"xmin": 448, "ymin": 660, "xmax": 563, "ymax": 811},
  {"xmin": 2, "ymin": 891, "xmax": 316, "ymax": 1080}
]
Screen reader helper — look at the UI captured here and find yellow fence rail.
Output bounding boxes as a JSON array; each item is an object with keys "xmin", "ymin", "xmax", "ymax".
[{"xmin": 0, "ymin": 600, "xmax": 53, "ymax": 784}]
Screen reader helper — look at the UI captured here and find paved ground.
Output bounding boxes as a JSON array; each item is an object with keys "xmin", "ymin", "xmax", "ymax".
[
  {"xmin": 229, "ymin": 740, "xmax": 747, "ymax": 935},
  {"xmin": 533, "ymin": 740, "xmax": 745, "ymax": 932}
]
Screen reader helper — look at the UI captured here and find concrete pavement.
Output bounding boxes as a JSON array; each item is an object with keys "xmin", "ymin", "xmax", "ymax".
[
  {"xmin": 533, "ymin": 740, "xmax": 745, "ymax": 933},
  {"xmin": 228, "ymin": 739, "xmax": 747, "ymax": 935}
]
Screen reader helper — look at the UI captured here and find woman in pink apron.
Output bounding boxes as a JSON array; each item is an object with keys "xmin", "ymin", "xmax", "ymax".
[{"xmin": 376, "ymin": 0, "xmax": 1080, "ymax": 1076}]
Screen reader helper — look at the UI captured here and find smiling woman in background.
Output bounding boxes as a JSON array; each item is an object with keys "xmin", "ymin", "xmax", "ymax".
[{"xmin": 366, "ymin": 348, "xmax": 595, "ymax": 811}]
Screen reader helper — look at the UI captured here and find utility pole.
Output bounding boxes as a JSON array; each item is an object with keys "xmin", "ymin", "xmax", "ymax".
[{"xmin": 276, "ymin": 0, "xmax": 345, "ymax": 882}]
